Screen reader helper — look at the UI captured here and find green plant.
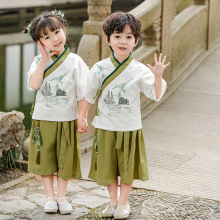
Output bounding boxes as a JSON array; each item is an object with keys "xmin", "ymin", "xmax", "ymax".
[{"xmin": 0, "ymin": 130, "xmax": 30, "ymax": 171}]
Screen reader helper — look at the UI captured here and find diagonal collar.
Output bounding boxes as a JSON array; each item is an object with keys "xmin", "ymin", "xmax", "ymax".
[
  {"xmin": 43, "ymin": 45, "xmax": 70, "ymax": 79},
  {"xmin": 110, "ymin": 52, "xmax": 133, "ymax": 68}
]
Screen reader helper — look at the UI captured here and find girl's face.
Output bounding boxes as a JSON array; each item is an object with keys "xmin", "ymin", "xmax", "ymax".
[
  {"xmin": 105, "ymin": 25, "xmax": 139, "ymax": 63},
  {"xmin": 40, "ymin": 27, "xmax": 66, "ymax": 57}
]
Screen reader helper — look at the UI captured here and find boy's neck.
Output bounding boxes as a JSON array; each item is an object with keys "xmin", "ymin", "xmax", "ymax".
[{"xmin": 113, "ymin": 52, "xmax": 131, "ymax": 63}]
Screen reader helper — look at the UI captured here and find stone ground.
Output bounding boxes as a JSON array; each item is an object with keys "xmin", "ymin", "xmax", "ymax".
[
  {"xmin": 0, "ymin": 45, "xmax": 220, "ymax": 219},
  {"xmin": 0, "ymin": 169, "xmax": 26, "ymax": 185}
]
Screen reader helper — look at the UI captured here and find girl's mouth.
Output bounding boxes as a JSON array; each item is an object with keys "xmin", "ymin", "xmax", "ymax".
[{"xmin": 54, "ymin": 42, "xmax": 62, "ymax": 47}]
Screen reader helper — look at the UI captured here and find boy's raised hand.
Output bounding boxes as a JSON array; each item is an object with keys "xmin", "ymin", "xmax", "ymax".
[
  {"xmin": 147, "ymin": 53, "xmax": 170, "ymax": 77},
  {"xmin": 38, "ymin": 41, "xmax": 56, "ymax": 62}
]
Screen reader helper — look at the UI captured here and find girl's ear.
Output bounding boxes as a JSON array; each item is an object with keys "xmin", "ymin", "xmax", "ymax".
[
  {"xmin": 134, "ymin": 37, "xmax": 139, "ymax": 47},
  {"xmin": 105, "ymin": 35, "xmax": 110, "ymax": 46}
]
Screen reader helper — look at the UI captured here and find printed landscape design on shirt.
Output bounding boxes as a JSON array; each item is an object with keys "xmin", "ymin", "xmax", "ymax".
[
  {"xmin": 40, "ymin": 70, "xmax": 71, "ymax": 108},
  {"xmin": 103, "ymin": 78, "xmax": 134, "ymax": 117}
]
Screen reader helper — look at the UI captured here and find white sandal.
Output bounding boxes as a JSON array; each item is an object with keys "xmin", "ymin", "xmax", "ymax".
[
  {"xmin": 44, "ymin": 197, "xmax": 58, "ymax": 213},
  {"xmin": 57, "ymin": 197, "xmax": 72, "ymax": 215}
]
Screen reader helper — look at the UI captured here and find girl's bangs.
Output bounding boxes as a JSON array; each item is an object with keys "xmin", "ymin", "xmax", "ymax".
[{"xmin": 38, "ymin": 18, "xmax": 61, "ymax": 37}]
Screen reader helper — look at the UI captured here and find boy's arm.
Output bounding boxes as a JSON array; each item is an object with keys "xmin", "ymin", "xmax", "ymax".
[
  {"xmin": 78, "ymin": 98, "xmax": 91, "ymax": 134},
  {"xmin": 154, "ymin": 75, "xmax": 163, "ymax": 99},
  {"xmin": 147, "ymin": 53, "xmax": 170, "ymax": 99}
]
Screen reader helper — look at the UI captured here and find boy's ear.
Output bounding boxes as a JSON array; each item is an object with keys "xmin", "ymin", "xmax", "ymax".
[
  {"xmin": 105, "ymin": 35, "xmax": 110, "ymax": 45},
  {"xmin": 134, "ymin": 37, "xmax": 139, "ymax": 47}
]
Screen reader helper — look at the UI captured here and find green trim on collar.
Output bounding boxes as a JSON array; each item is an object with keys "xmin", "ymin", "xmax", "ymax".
[
  {"xmin": 103, "ymin": 52, "xmax": 132, "ymax": 87},
  {"xmin": 43, "ymin": 46, "xmax": 70, "ymax": 79},
  {"xmin": 110, "ymin": 52, "xmax": 119, "ymax": 68}
]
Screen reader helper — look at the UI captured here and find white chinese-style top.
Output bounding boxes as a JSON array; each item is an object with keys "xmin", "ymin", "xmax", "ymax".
[
  {"xmin": 85, "ymin": 53, "xmax": 167, "ymax": 131},
  {"xmin": 27, "ymin": 47, "xmax": 89, "ymax": 121}
]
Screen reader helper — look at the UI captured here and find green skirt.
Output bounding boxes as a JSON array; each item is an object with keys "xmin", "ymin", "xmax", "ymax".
[
  {"xmin": 88, "ymin": 128, "xmax": 149, "ymax": 185},
  {"xmin": 28, "ymin": 119, "xmax": 82, "ymax": 180}
]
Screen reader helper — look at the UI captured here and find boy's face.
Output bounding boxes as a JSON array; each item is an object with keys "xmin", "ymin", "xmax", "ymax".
[
  {"xmin": 105, "ymin": 25, "xmax": 139, "ymax": 62},
  {"xmin": 40, "ymin": 27, "xmax": 66, "ymax": 57}
]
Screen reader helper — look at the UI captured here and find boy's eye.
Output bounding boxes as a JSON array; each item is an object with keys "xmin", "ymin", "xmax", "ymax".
[
  {"xmin": 127, "ymin": 36, "xmax": 133, "ymax": 39},
  {"xmin": 55, "ymin": 30, "xmax": 60, "ymax": 34},
  {"xmin": 115, "ymin": 35, "xmax": 120, "ymax": 38}
]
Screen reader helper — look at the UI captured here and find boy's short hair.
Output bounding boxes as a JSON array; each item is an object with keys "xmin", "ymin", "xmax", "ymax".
[{"xmin": 103, "ymin": 11, "xmax": 141, "ymax": 43}]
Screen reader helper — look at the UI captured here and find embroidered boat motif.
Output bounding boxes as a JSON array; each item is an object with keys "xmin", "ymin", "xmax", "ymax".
[
  {"xmin": 118, "ymin": 97, "xmax": 129, "ymax": 105},
  {"xmin": 41, "ymin": 82, "xmax": 53, "ymax": 96},
  {"xmin": 104, "ymin": 91, "xmax": 115, "ymax": 104}
]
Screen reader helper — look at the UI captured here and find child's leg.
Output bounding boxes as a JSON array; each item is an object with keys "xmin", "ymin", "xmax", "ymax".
[
  {"xmin": 106, "ymin": 178, "xmax": 119, "ymax": 204},
  {"xmin": 42, "ymin": 174, "xmax": 58, "ymax": 213},
  {"xmin": 41, "ymin": 175, "xmax": 55, "ymax": 200},
  {"xmin": 57, "ymin": 176, "xmax": 68, "ymax": 200},
  {"xmin": 118, "ymin": 182, "xmax": 132, "ymax": 206},
  {"xmin": 56, "ymin": 176, "xmax": 72, "ymax": 214},
  {"xmin": 114, "ymin": 182, "xmax": 132, "ymax": 219}
]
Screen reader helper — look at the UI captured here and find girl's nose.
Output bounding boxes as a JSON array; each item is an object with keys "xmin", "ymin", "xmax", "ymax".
[{"xmin": 53, "ymin": 36, "xmax": 58, "ymax": 42}]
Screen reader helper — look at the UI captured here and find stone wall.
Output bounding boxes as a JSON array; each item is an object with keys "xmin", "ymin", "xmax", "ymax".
[{"xmin": 0, "ymin": 111, "xmax": 25, "ymax": 159}]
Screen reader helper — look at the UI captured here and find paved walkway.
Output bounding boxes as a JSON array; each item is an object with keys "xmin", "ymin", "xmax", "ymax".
[{"xmin": 0, "ymin": 45, "xmax": 220, "ymax": 219}]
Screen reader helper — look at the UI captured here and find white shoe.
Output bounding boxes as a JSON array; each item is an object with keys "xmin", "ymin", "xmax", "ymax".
[
  {"xmin": 44, "ymin": 197, "xmax": 58, "ymax": 213},
  {"xmin": 57, "ymin": 197, "xmax": 72, "ymax": 214},
  {"xmin": 114, "ymin": 203, "xmax": 131, "ymax": 219},
  {"xmin": 102, "ymin": 203, "xmax": 117, "ymax": 217}
]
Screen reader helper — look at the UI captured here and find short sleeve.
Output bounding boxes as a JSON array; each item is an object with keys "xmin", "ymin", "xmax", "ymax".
[
  {"xmin": 85, "ymin": 64, "xmax": 102, "ymax": 104},
  {"xmin": 27, "ymin": 56, "xmax": 41, "ymax": 90},
  {"xmin": 140, "ymin": 68, "xmax": 167, "ymax": 102},
  {"xmin": 74, "ymin": 56, "xmax": 89, "ymax": 101}
]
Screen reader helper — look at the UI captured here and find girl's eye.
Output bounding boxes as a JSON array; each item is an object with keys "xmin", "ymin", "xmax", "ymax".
[
  {"xmin": 45, "ymin": 36, "xmax": 50, "ymax": 40},
  {"xmin": 127, "ymin": 36, "xmax": 133, "ymax": 39},
  {"xmin": 115, "ymin": 35, "xmax": 120, "ymax": 38},
  {"xmin": 55, "ymin": 30, "xmax": 60, "ymax": 34}
]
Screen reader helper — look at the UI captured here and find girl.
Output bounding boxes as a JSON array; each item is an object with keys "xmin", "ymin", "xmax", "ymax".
[
  {"xmin": 24, "ymin": 10, "xmax": 88, "ymax": 214},
  {"xmin": 78, "ymin": 12, "xmax": 170, "ymax": 219}
]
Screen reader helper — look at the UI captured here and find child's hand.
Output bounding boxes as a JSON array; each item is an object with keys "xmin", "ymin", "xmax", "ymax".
[
  {"xmin": 147, "ymin": 53, "xmax": 170, "ymax": 77},
  {"xmin": 77, "ymin": 114, "xmax": 88, "ymax": 134},
  {"xmin": 38, "ymin": 41, "xmax": 57, "ymax": 63},
  {"xmin": 83, "ymin": 118, "xmax": 88, "ymax": 133}
]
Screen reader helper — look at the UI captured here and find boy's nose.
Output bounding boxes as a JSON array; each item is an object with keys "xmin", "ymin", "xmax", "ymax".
[
  {"xmin": 120, "ymin": 40, "xmax": 126, "ymax": 44},
  {"xmin": 120, "ymin": 38, "xmax": 127, "ymax": 44}
]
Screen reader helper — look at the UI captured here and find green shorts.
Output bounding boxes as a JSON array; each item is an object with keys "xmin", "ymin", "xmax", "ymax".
[
  {"xmin": 28, "ymin": 119, "xmax": 82, "ymax": 179},
  {"xmin": 88, "ymin": 128, "xmax": 149, "ymax": 185}
]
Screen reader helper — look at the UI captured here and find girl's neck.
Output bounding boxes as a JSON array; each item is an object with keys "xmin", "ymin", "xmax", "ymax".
[{"xmin": 56, "ymin": 47, "xmax": 65, "ymax": 57}]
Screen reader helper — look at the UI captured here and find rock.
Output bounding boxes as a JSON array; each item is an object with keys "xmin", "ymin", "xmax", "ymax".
[
  {"xmin": 0, "ymin": 111, "xmax": 25, "ymax": 159},
  {"xmin": 22, "ymin": 137, "xmax": 30, "ymax": 160}
]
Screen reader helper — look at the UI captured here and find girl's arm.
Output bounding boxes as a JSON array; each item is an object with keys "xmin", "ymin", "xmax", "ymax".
[
  {"xmin": 29, "ymin": 59, "xmax": 47, "ymax": 89},
  {"xmin": 29, "ymin": 41, "xmax": 56, "ymax": 90},
  {"xmin": 147, "ymin": 53, "xmax": 170, "ymax": 99}
]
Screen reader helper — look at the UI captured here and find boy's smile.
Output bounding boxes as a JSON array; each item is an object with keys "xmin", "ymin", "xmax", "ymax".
[
  {"xmin": 106, "ymin": 25, "xmax": 139, "ymax": 63},
  {"xmin": 40, "ymin": 27, "xmax": 66, "ymax": 57}
]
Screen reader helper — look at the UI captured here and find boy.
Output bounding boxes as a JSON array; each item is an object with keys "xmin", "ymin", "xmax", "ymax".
[{"xmin": 78, "ymin": 11, "xmax": 169, "ymax": 219}]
